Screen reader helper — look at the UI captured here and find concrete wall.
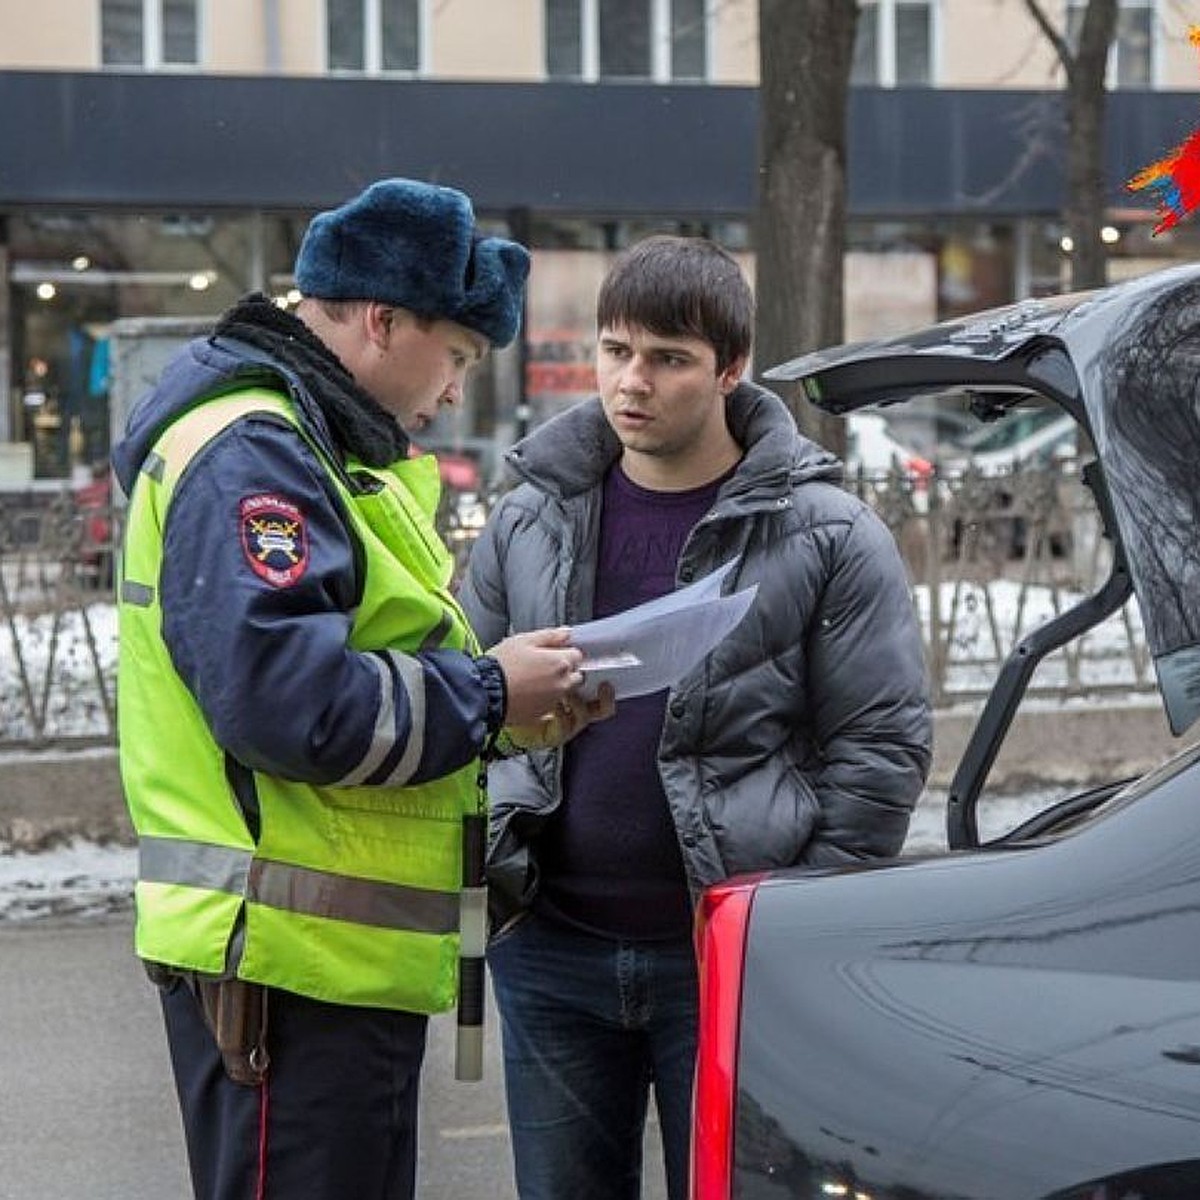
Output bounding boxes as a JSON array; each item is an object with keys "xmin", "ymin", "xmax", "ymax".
[
  {"xmin": 2, "ymin": 701, "xmax": 1190, "ymax": 849},
  {"xmin": 0, "ymin": 749, "xmax": 128, "ymax": 849},
  {"xmin": 928, "ymin": 699, "xmax": 1183, "ymax": 788}
]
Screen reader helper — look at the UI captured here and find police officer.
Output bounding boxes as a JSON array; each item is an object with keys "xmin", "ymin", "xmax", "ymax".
[{"xmin": 112, "ymin": 179, "xmax": 598, "ymax": 1200}]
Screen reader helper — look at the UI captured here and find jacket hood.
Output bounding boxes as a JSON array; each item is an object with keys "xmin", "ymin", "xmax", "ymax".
[
  {"xmin": 505, "ymin": 380, "xmax": 842, "ymax": 501},
  {"xmin": 110, "ymin": 336, "xmax": 283, "ymax": 497}
]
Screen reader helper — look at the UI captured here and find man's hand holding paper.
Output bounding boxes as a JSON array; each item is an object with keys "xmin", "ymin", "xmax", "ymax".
[{"xmin": 503, "ymin": 682, "xmax": 617, "ymax": 751}]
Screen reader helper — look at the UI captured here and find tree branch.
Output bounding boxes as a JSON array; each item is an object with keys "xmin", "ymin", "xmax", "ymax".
[
  {"xmin": 959, "ymin": 95, "xmax": 1061, "ymax": 207},
  {"xmin": 1023, "ymin": 0, "xmax": 1072, "ymax": 70}
]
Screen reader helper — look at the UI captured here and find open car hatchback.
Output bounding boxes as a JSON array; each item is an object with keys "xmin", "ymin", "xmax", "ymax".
[{"xmin": 690, "ymin": 263, "xmax": 1200, "ymax": 1200}]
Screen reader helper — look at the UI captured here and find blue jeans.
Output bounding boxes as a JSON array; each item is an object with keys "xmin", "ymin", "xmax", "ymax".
[{"xmin": 487, "ymin": 912, "xmax": 699, "ymax": 1200}]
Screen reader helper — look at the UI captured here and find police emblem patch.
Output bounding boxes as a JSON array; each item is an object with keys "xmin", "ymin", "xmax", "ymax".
[{"xmin": 240, "ymin": 494, "xmax": 309, "ymax": 587}]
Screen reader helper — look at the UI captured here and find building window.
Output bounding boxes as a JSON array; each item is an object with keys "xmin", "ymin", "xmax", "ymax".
[
  {"xmin": 546, "ymin": 0, "xmax": 710, "ymax": 82},
  {"xmin": 1066, "ymin": 0, "xmax": 1154, "ymax": 87},
  {"xmin": 852, "ymin": 1, "xmax": 934, "ymax": 87},
  {"xmin": 671, "ymin": 0, "xmax": 706, "ymax": 78},
  {"xmin": 101, "ymin": 0, "xmax": 199, "ymax": 68},
  {"xmin": 327, "ymin": 0, "xmax": 421, "ymax": 74}
]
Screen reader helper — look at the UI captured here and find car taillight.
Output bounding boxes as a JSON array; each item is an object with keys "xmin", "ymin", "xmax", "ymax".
[{"xmin": 691, "ymin": 874, "xmax": 763, "ymax": 1200}]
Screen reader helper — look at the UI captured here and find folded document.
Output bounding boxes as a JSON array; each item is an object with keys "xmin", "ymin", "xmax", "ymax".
[{"xmin": 571, "ymin": 559, "xmax": 758, "ymax": 701}]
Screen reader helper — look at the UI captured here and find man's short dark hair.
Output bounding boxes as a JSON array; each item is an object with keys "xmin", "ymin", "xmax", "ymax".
[{"xmin": 596, "ymin": 235, "xmax": 754, "ymax": 373}]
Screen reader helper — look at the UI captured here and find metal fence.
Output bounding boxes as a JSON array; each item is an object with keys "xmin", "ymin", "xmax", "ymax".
[
  {"xmin": 850, "ymin": 462, "xmax": 1151, "ymax": 708},
  {"xmin": 1, "ymin": 486, "xmax": 119, "ymax": 749},
  {"xmin": 0, "ymin": 460, "xmax": 1153, "ymax": 750}
]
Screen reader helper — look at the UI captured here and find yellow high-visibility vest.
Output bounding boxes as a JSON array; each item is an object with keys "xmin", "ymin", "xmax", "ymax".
[{"xmin": 118, "ymin": 389, "xmax": 479, "ymax": 1013}]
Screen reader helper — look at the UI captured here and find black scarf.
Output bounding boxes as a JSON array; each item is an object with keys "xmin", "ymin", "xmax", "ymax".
[{"xmin": 214, "ymin": 293, "xmax": 408, "ymax": 468}]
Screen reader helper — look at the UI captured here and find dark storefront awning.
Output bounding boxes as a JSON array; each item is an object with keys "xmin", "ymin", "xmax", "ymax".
[{"xmin": 0, "ymin": 70, "xmax": 1197, "ymax": 220}]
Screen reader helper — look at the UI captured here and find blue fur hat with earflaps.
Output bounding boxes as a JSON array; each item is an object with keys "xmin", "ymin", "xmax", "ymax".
[{"xmin": 294, "ymin": 178, "xmax": 530, "ymax": 348}]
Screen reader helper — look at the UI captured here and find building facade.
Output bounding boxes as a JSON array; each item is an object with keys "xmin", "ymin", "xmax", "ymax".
[{"xmin": 0, "ymin": 0, "xmax": 1197, "ymax": 481}]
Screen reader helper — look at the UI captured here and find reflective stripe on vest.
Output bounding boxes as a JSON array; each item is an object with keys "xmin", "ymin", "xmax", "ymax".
[{"xmin": 139, "ymin": 836, "xmax": 460, "ymax": 935}]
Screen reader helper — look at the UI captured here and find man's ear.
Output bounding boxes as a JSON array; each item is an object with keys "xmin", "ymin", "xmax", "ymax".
[
  {"xmin": 364, "ymin": 302, "xmax": 394, "ymax": 349},
  {"xmin": 718, "ymin": 354, "xmax": 748, "ymax": 395}
]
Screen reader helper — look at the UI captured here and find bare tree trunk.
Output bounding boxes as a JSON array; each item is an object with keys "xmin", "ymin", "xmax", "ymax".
[
  {"xmin": 1065, "ymin": 0, "xmax": 1117, "ymax": 289},
  {"xmin": 1024, "ymin": 0, "xmax": 1118, "ymax": 291},
  {"xmin": 755, "ymin": 0, "xmax": 858, "ymax": 452}
]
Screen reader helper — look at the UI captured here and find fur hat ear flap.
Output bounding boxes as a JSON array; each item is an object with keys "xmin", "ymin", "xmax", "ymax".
[
  {"xmin": 294, "ymin": 178, "xmax": 530, "ymax": 347},
  {"xmin": 454, "ymin": 235, "xmax": 531, "ymax": 349}
]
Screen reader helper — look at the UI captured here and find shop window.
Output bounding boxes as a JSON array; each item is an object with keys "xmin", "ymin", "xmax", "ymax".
[
  {"xmin": 546, "ymin": 0, "xmax": 709, "ymax": 82},
  {"xmin": 6, "ymin": 211, "xmax": 302, "ymax": 479},
  {"xmin": 101, "ymin": 0, "xmax": 199, "ymax": 69},
  {"xmin": 327, "ymin": 0, "xmax": 421, "ymax": 73},
  {"xmin": 853, "ymin": 1, "xmax": 934, "ymax": 87},
  {"xmin": 1066, "ymin": 0, "xmax": 1154, "ymax": 87}
]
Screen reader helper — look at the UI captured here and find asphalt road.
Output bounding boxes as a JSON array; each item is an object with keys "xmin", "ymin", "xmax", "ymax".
[
  {"xmin": 0, "ymin": 787, "xmax": 1060, "ymax": 1198},
  {"xmin": 0, "ymin": 916, "xmax": 672, "ymax": 1200}
]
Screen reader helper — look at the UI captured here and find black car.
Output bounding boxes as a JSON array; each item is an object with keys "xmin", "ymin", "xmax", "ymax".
[{"xmin": 691, "ymin": 264, "xmax": 1200, "ymax": 1200}]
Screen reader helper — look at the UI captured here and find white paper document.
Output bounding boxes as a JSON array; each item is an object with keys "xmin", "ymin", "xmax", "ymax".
[{"xmin": 571, "ymin": 559, "xmax": 758, "ymax": 701}]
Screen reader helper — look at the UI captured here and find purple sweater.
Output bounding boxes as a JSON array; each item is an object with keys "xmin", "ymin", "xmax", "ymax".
[{"xmin": 535, "ymin": 464, "xmax": 726, "ymax": 940}]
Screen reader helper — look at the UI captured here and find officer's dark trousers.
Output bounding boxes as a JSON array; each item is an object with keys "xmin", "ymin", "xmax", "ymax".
[{"xmin": 160, "ymin": 977, "xmax": 429, "ymax": 1200}]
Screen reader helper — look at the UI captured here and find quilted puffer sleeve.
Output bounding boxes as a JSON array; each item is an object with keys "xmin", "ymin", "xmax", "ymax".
[{"xmin": 799, "ymin": 506, "xmax": 933, "ymax": 865}]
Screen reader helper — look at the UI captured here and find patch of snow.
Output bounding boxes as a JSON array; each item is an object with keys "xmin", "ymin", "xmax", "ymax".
[
  {"xmin": 0, "ymin": 838, "xmax": 134, "ymax": 922},
  {"xmin": 1, "ymin": 601, "xmax": 118, "ymax": 740},
  {"xmin": 0, "ymin": 788, "xmax": 1072, "ymax": 924},
  {"xmin": 903, "ymin": 785, "xmax": 1074, "ymax": 855}
]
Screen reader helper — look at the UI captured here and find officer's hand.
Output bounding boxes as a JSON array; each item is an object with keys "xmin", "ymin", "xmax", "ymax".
[
  {"xmin": 489, "ymin": 627, "xmax": 585, "ymax": 727},
  {"xmin": 505, "ymin": 682, "xmax": 616, "ymax": 751}
]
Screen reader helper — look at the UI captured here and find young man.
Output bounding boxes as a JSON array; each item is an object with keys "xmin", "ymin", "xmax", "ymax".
[
  {"xmin": 460, "ymin": 235, "xmax": 933, "ymax": 1199},
  {"xmin": 112, "ymin": 178, "xmax": 592, "ymax": 1200}
]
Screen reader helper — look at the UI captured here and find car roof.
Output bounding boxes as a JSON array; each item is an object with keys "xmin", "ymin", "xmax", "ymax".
[{"xmin": 766, "ymin": 263, "xmax": 1200, "ymax": 736}]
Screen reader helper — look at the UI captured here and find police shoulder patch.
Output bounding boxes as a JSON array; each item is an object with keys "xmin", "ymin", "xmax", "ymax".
[{"xmin": 240, "ymin": 493, "xmax": 310, "ymax": 587}]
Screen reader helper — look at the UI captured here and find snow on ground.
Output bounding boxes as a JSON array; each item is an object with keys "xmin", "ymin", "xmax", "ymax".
[
  {"xmin": 0, "ymin": 787, "xmax": 1067, "ymax": 924},
  {"xmin": 1, "ymin": 599, "xmax": 118, "ymax": 740},
  {"xmin": 902, "ymin": 785, "xmax": 1068, "ymax": 854},
  {"xmin": 0, "ymin": 838, "xmax": 135, "ymax": 922}
]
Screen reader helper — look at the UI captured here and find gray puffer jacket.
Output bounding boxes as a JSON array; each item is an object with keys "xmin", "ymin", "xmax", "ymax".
[{"xmin": 459, "ymin": 382, "xmax": 932, "ymax": 916}]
